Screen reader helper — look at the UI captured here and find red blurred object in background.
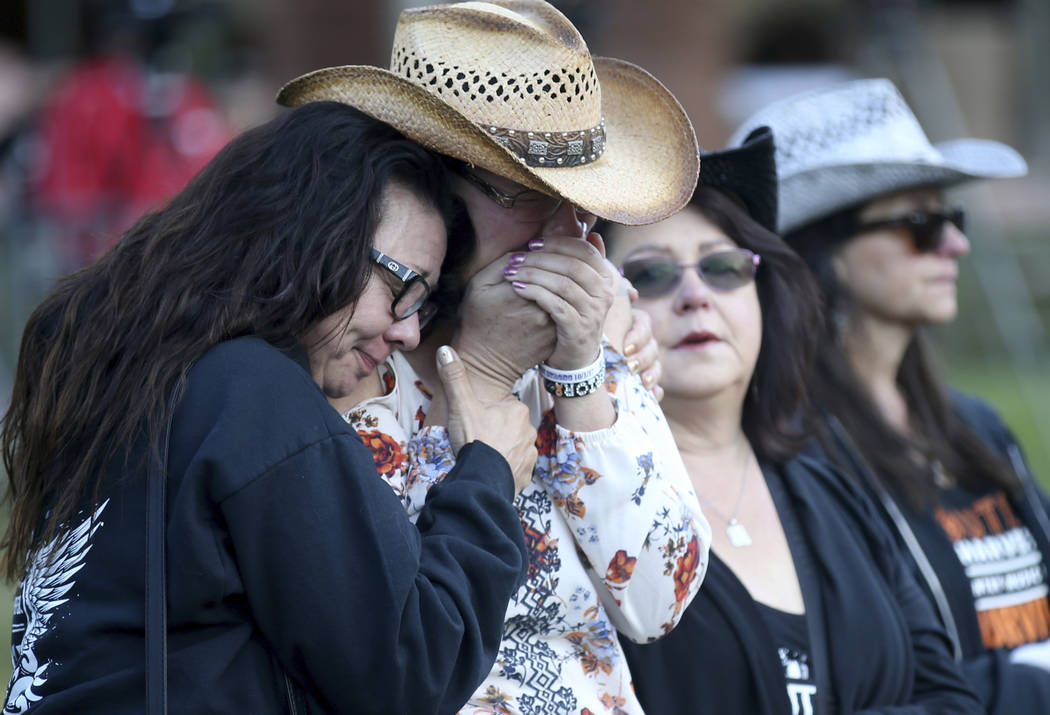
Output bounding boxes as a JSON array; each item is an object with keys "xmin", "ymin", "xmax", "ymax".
[{"xmin": 28, "ymin": 53, "xmax": 230, "ymax": 267}]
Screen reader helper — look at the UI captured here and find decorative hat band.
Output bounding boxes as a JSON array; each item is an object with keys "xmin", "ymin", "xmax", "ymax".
[{"xmin": 484, "ymin": 119, "xmax": 606, "ymax": 167}]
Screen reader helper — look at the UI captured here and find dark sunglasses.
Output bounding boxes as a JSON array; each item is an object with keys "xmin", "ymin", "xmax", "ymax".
[
  {"xmin": 620, "ymin": 248, "xmax": 761, "ymax": 298},
  {"xmin": 852, "ymin": 207, "xmax": 965, "ymax": 253},
  {"xmin": 456, "ymin": 166, "xmax": 564, "ymax": 223},
  {"xmin": 370, "ymin": 248, "xmax": 432, "ymax": 321}
]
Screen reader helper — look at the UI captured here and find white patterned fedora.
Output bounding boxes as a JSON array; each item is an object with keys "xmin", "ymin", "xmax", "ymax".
[
  {"xmin": 277, "ymin": 0, "xmax": 699, "ymax": 226},
  {"xmin": 728, "ymin": 78, "xmax": 1027, "ymax": 234}
]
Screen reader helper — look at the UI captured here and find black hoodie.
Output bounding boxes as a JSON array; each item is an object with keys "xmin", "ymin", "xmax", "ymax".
[
  {"xmin": 4, "ymin": 337, "xmax": 527, "ymax": 714},
  {"xmin": 815, "ymin": 391, "xmax": 1050, "ymax": 715}
]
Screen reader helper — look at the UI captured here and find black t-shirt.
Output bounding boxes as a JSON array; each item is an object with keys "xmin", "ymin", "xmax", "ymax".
[
  {"xmin": 924, "ymin": 485, "xmax": 1050, "ymax": 649},
  {"xmin": 619, "ymin": 458, "xmax": 982, "ymax": 715},
  {"xmin": 756, "ymin": 602, "xmax": 819, "ymax": 714}
]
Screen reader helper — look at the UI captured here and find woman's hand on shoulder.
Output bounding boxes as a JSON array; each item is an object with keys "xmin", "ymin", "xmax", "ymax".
[
  {"xmin": 601, "ymin": 285, "xmax": 664, "ymax": 401},
  {"xmin": 623, "ymin": 308, "xmax": 663, "ymax": 401}
]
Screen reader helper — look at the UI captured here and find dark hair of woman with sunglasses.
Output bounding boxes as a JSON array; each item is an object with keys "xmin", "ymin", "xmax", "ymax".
[
  {"xmin": 603, "ymin": 140, "xmax": 982, "ymax": 713},
  {"xmin": 0, "ymin": 101, "xmax": 538, "ymax": 714},
  {"xmin": 750, "ymin": 79, "xmax": 1050, "ymax": 714}
]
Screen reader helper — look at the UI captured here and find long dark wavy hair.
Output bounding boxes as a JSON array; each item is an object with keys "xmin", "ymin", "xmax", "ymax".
[
  {"xmin": 1, "ymin": 101, "xmax": 454, "ymax": 581},
  {"xmin": 786, "ymin": 208, "xmax": 1018, "ymax": 510},
  {"xmin": 604, "ymin": 187, "xmax": 823, "ymax": 464}
]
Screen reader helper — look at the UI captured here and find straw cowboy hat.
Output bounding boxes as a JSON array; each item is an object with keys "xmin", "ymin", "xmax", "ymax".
[
  {"xmin": 276, "ymin": 0, "xmax": 699, "ymax": 226},
  {"xmin": 728, "ymin": 78, "xmax": 1028, "ymax": 234},
  {"xmin": 698, "ymin": 126, "xmax": 778, "ymax": 233}
]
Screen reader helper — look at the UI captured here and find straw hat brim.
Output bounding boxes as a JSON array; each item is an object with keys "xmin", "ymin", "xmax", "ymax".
[
  {"xmin": 277, "ymin": 58, "xmax": 699, "ymax": 226},
  {"xmin": 779, "ymin": 138, "xmax": 1028, "ymax": 234}
]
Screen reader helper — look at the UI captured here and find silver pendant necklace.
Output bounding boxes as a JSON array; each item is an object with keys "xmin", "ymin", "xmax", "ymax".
[
  {"xmin": 696, "ymin": 442, "xmax": 754, "ymax": 548},
  {"xmin": 725, "ymin": 518, "xmax": 752, "ymax": 548}
]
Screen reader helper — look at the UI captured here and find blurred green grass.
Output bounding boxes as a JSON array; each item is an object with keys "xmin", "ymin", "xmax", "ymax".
[{"xmin": 944, "ymin": 365, "xmax": 1050, "ymax": 493}]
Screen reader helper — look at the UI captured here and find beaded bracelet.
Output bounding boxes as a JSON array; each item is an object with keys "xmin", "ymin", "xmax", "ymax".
[
  {"xmin": 540, "ymin": 349, "xmax": 605, "ymax": 398},
  {"xmin": 542, "ymin": 371, "xmax": 605, "ymax": 398}
]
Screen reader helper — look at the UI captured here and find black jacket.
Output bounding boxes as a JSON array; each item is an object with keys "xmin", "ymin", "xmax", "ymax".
[
  {"xmin": 5, "ymin": 337, "xmax": 528, "ymax": 714},
  {"xmin": 620, "ymin": 457, "xmax": 982, "ymax": 714},
  {"xmin": 814, "ymin": 391, "xmax": 1050, "ymax": 715}
]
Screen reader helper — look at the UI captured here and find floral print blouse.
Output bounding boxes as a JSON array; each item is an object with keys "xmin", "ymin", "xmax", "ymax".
[{"xmin": 344, "ymin": 346, "xmax": 710, "ymax": 715}]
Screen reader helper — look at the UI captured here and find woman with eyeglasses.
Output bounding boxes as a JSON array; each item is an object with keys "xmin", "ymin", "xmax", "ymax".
[
  {"xmin": 0, "ymin": 102, "xmax": 539, "ymax": 714},
  {"xmin": 732, "ymin": 79, "xmax": 1050, "ymax": 713},
  {"xmin": 603, "ymin": 129, "xmax": 982, "ymax": 714}
]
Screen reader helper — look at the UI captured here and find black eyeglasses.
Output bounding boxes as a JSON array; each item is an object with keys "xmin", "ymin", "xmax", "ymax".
[
  {"xmin": 852, "ymin": 207, "xmax": 965, "ymax": 253},
  {"xmin": 620, "ymin": 248, "xmax": 761, "ymax": 298},
  {"xmin": 370, "ymin": 248, "xmax": 432, "ymax": 321},
  {"xmin": 456, "ymin": 166, "xmax": 564, "ymax": 223}
]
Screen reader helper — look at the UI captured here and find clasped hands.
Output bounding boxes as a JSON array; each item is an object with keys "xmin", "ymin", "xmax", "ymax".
[{"xmin": 453, "ymin": 231, "xmax": 661, "ymax": 401}]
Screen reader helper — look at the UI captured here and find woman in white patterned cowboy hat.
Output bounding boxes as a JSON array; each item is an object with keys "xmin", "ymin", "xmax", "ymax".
[
  {"xmin": 733, "ymin": 78, "xmax": 1050, "ymax": 714},
  {"xmin": 277, "ymin": 1, "xmax": 710, "ymax": 713},
  {"xmin": 600, "ymin": 128, "xmax": 981, "ymax": 715}
]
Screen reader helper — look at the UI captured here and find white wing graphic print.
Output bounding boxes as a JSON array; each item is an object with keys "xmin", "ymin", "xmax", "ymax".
[{"xmin": 4, "ymin": 499, "xmax": 108, "ymax": 713}]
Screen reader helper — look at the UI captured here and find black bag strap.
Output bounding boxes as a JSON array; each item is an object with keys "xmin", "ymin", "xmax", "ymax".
[
  {"xmin": 824, "ymin": 414, "xmax": 964, "ymax": 662},
  {"xmin": 147, "ymin": 384, "xmax": 181, "ymax": 714}
]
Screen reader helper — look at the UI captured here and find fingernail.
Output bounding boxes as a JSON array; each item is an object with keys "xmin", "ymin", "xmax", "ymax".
[
  {"xmin": 509, "ymin": 252, "xmax": 527, "ymax": 266},
  {"xmin": 627, "ymin": 359, "xmax": 639, "ymax": 373},
  {"xmin": 528, "ymin": 238, "xmax": 544, "ymax": 251},
  {"xmin": 642, "ymin": 372, "xmax": 656, "ymax": 387},
  {"xmin": 503, "ymin": 265, "xmax": 519, "ymax": 277},
  {"xmin": 437, "ymin": 345, "xmax": 455, "ymax": 366},
  {"xmin": 512, "ymin": 281, "xmax": 528, "ymax": 291},
  {"xmin": 623, "ymin": 342, "xmax": 637, "ymax": 357}
]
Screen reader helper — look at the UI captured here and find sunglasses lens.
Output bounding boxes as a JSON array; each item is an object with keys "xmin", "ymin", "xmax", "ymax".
[
  {"xmin": 622, "ymin": 257, "xmax": 681, "ymax": 297},
  {"xmin": 699, "ymin": 250, "xmax": 756, "ymax": 290},
  {"xmin": 911, "ymin": 208, "xmax": 965, "ymax": 253},
  {"xmin": 911, "ymin": 216, "xmax": 941, "ymax": 253}
]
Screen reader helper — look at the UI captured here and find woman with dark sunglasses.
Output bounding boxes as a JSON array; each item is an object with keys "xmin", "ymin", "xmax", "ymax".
[
  {"xmin": 0, "ymin": 102, "xmax": 539, "ymax": 714},
  {"xmin": 601, "ymin": 128, "xmax": 982, "ymax": 714},
  {"xmin": 733, "ymin": 79, "xmax": 1050, "ymax": 713}
]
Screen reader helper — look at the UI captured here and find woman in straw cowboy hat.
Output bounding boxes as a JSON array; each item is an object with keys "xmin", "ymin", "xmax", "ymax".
[
  {"xmin": 732, "ymin": 78, "xmax": 1050, "ymax": 714},
  {"xmin": 278, "ymin": 1, "xmax": 711, "ymax": 712},
  {"xmin": 1, "ymin": 102, "xmax": 540, "ymax": 714},
  {"xmin": 602, "ymin": 129, "xmax": 980, "ymax": 715}
]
